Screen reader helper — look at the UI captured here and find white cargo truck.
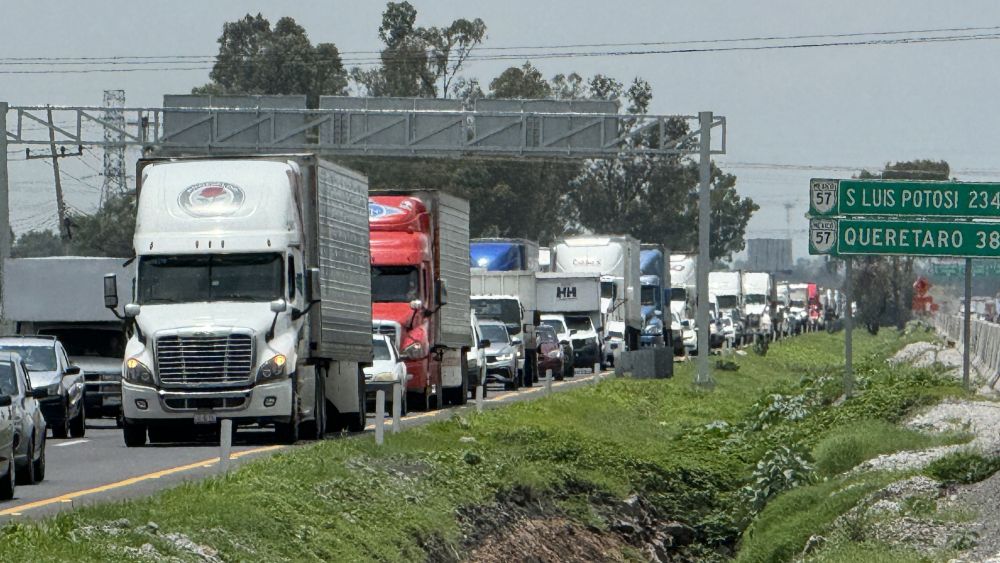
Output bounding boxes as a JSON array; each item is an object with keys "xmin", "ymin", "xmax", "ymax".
[
  {"xmin": 5, "ymin": 257, "xmax": 131, "ymax": 420},
  {"xmin": 104, "ymin": 154, "xmax": 372, "ymax": 446},
  {"xmin": 470, "ymin": 270, "xmax": 537, "ymax": 386},
  {"xmin": 536, "ymin": 273, "xmax": 603, "ymax": 373},
  {"xmin": 742, "ymin": 272, "xmax": 775, "ymax": 337},
  {"xmin": 551, "ymin": 236, "xmax": 641, "ymax": 351},
  {"xmin": 708, "ymin": 271, "xmax": 743, "ymax": 316},
  {"xmin": 669, "ymin": 254, "xmax": 696, "ymax": 320}
]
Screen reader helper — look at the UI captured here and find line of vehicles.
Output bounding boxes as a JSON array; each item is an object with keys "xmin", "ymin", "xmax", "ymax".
[{"xmin": 0, "ymin": 152, "xmax": 846, "ymax": 501}]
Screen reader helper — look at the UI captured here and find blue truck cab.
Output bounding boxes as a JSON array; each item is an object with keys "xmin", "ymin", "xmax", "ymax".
[{"xmin": 639, "ymin": 246, "xmax": 676, "ymax": 352}]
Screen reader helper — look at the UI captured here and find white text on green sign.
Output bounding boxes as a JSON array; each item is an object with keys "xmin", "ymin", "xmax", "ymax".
[
  {"xmin": 809, "ymin": 218, "xmax": 1000, "ymax": 258},
  {"xmin": 809, "ymin": 178, "xmax": 1000, "ymax": 219}
]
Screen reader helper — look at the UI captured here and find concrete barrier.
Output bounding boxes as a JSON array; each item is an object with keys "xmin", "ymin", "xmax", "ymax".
[
  {"xmin": 935, "ymin": 314, "xmax": 1000, "ymax": 385},
  {"xmin": 614, "ymin": 348, "xmax": 673, "ymax": 379}
]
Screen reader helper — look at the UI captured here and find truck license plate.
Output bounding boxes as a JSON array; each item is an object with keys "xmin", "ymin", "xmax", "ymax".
[{"xmin": 194, "ymin": 411, "xmax": 217, "ymax": 425}]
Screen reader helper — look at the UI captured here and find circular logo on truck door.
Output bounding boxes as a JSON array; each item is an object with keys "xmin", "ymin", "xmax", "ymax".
[{"xmin": 178, "ymin": 182, "xmax": 245, "ymax": 217}]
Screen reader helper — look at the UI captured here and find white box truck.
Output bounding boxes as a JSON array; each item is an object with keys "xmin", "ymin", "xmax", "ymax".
[
  {"xmin": 470, "ymin": 269, "xmax": 537, "ymax": 386},
  {"xmin": 536, "ymin": 273, "xmax": 603, "ymax": 373},
  {"xmin": 104, "ymin": 154, "xmax": 372, "ymax": 446},
  {"xmin": 742, "ymin": 272, "xmax": 775, "ymax": 336},
  {"xmin": 551, "ymin": 236, "xmax": 641, "ymax": 351}
]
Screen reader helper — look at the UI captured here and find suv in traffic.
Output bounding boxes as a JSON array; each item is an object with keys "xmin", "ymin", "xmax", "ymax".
[{"xmin": 0, "ymin": 337, "xmax": 85, "ymax": 438}]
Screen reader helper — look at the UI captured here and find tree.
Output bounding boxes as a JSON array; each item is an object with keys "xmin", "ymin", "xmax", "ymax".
[
  {"xmin": 67, "ymin": 191, "xmax": 136, "ymax": 257},
  {"xmin": 351, "ymin": 2, "xmax": 485, "ymax": 98},
  {"xmin": 488, "ymin": 62, "xmax": 551, "ymax": 99},
  {"xmin": 852, "ymin": 160, "xmax": 951, "ymax": 330},
  {"xmin": 12, "ymin": 230, "xmax": 63, "ymax": 257},
  {"xmin": 194, "ymin": 14, "xmax": 348, "ymax": 107}
]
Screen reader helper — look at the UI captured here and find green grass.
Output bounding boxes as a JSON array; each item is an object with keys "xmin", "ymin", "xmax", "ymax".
[
  {"xmin": 808, "ymin": 541, "xmax": 936, "ymax": 563},
  {"xmin": 812, "ymin": 420, "xmax": 970, "ymax": 477},
  {"xmin": 0, "ymin": 330, "xmax": 964, "ymax": 562},
  {"xmin": 925, "ymin": 449, "xmax": 1000, "ymax": 485}
]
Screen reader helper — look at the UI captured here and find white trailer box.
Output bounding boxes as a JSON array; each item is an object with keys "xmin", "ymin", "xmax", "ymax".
[
  {"xmin": 741, "ymin": 272, "xmax": 773, "ymax": 317},
  {"xmin": 4, "ymin": 257, "xmax": 131, "ymax": 324},
  {"xmin": 669, "ymin": 253, "xmax": 696, "ymax": 318},
  {"xmin": 535, "ymin": 273, "xmax": 601, "ymax": 314}
]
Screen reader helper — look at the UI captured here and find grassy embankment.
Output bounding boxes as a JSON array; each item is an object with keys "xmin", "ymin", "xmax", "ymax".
[{"xmin": 0, "ymin": 329, "xmax": 968, "ymax": 561}]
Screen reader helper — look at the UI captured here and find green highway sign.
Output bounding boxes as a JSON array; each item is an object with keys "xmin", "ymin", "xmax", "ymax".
[
  {"xmin": 809, "ymin": 178, "xmax": 1000, "ymax": 219},
  {"xmin": 809, "ymin": 217, "xmax": 1000, "ymax": 258},
  {"xmin": 929, "ymin": 261, "xmax": 1000, "ymax": 277}
]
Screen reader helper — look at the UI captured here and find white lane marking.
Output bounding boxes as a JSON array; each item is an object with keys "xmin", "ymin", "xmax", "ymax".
[{"xmin": 53, "ymin": 439, "xmax": 89, "ymax": 447}]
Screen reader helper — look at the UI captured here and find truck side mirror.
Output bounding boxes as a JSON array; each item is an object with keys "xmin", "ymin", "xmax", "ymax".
[
  {"xmin": 104, "ymin": 274, "xmax": 119, "ymax": 309},
  {"xmin": 305, "ymin": 268, "xmax": 321, "ymax": 303},
  {"xmin": 124, "ymin": 304, "xmax": 141, "ymax": 318},
  {"xmin": 270, "ymin": 299, "xmax": 288, "ymax": 313},
  {"xmin": 436, "ymin": 279, "xmax": 449, "ymax": 307}
]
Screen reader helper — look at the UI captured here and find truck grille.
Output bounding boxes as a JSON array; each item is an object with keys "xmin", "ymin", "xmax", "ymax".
[{"xmin": 156, "ymin": 333, "xmax": 254, "ymax": 386}]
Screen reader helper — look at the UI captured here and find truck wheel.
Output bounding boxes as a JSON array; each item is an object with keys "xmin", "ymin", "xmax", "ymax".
[
  {"xmin": 0, "ymin": 458, "xmax": 14, "ymax": 500},
  {"xmin": 16, "ymin": 438, "xmax": 36, "ymax": 485},
  {"xmin": 274, "ymin": 419, "xmax": 299, "ymax": 444},
  {"xmin": 122, "ymin": 420, "xmax": 147, "ymax": 447},
  {"xmin": 32, "ymin": 435, "xmax": 45, "ymax": 482},
  {"xmin": 70, "ymin": 402, "xmax": 86, "ymax": 438}
]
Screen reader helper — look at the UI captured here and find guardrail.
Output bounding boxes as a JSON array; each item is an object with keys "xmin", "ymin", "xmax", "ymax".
[{"xmin": 936, "ymin": 314, "xmax": 1000, "ymax": 386}]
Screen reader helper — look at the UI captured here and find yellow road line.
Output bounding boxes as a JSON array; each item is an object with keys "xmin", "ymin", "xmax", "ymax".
[{"xmin": 0, "ymin": 445, "xmax": 283, "ymax": 516}]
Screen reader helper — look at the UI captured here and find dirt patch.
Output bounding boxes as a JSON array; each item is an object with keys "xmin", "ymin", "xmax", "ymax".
[{"xmin": 457, "ymin": 485, "xmax": 697, "ymax": 562}]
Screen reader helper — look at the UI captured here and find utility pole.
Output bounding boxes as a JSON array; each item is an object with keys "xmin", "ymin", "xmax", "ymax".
[
  {"xmin": 695, "ymin": 111, "xmax": 714, "ymax": 387},
  {"xmin": 26, "ymin": 107, "xmax": 82, "ymax": 249},
  {"xmin": 0, "ymin": 102, "xmax": 9, "ymax": 326}
]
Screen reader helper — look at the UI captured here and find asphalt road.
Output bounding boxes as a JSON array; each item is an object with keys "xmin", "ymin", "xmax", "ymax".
[{"xmin": 0, "ymin": 370, "xmax": 605, "ymax": 522}]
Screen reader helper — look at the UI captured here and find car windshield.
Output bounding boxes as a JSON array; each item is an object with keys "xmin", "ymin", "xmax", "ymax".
[
  {"xmin": 640, "ymin": 286, "xmax": 658, "ymax": 306},
  {"xmin": 0, "ymin": 345, "xmax": 56, "ymax": 371},
  {"xmin": 480, "ymin": 324, "xmax": 509, "ymax": 344},
  {"xmin": 537, "ymin": 328, "xmax": 557, "ymax": 343},
  {"xmin": 373, "ymin": 339, "xmax": 392, "ymax": 361},
  {"xmin": 138, "ymin": 253, "xmax": 283, "ymax": 304},
  {"xmin": 0, "ymin": 362, "xmax": 15, "ymax": 396},
  {"xmin": 565, "ymin": 316, "xmax": 593, "ymax": 332},
  {"xmin": 371, "ymin": 266, "xmax": 419, "ymax": 303},
  {"xmin": 541, "ymin": 319, "xmax": 567, "ymax": 333},
  {"xmin": 471, "ymin": 298, "xmax": 521, "ymax": 334},
  {"xmin": 41, "ymin": 328, "xmax": 124, "ymax": 358}
]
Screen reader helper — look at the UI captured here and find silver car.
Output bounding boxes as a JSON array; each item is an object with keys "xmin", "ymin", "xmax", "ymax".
[
  {"xmin": 0, "ymin": 337, "xmax": 85, "ymax": 438},
  {"xmin": 0, "ymin": 352, "xmax": 47, "ymax": 484},
  {"xmin": 0, "ymin": 392, "xmax": 13, "ymax": 500},
  {"xmin": 480, "ymin": 320, "xmax": 519, "ymax": 390}
]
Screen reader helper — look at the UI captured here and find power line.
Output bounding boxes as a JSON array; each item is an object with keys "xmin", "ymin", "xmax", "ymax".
[{"xmin": 1, "ymin": 31, "xmax": 998, "ymax": 75}]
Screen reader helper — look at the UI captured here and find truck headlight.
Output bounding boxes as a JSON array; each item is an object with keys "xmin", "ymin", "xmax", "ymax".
[
  {"xmin": 124, "ymin": 358, "xmax": 155, "ymax": 386},
  {"xmin": 401, "ymin": 342, "xmax": 426, "ymax": 360},
  {"xmin": 257, "ymin": 354, "xmax": 287, "ymax": 381}
]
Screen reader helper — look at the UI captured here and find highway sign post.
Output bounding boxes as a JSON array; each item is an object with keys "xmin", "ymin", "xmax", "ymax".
[{"xmin": 808, "ymin": 177, "xmax": 1000, "ymax": 394}]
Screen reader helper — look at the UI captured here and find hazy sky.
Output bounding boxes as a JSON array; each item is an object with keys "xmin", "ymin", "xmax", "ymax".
[{"xmin": 3, "ymin": 0, "xmax": 999, "ymax": 257}]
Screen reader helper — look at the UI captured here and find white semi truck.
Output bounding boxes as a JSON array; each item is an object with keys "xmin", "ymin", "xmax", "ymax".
[
  {"xmin": 708, "ymin": 271, "xmax": 743, "ymax": 316},
  {"xmin": 470, "ymin": 270, "xmax": 537, "ymax": 387},
  {"xmin": 669, "ymin": 254, "xmax": 696, "ymax": 320},
  {"xmin": 551, "ymin": 236, "xmax": 641, "ymax": 351},
  {"xmin": 742, "ymin": 272, "xmax": 775, "ymax": 337},
  {"xmin": 104, "ymin": 154, "xmax": 372, "ymax": 446}
]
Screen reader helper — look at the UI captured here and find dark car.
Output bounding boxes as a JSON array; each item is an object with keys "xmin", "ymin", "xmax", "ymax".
[
  {"xmin": 535, "ymin": 325, "xmax": 565, "ymax": 381},
  {"xmin": 0, "ymin": 337, "xmax": 85, "ymax": 438}
]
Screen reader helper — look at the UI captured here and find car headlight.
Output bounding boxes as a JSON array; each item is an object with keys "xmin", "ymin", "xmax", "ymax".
[
  {"xmin": 256, "ymin": 354, "xmax": 288, "ymax": 381},
  {"xmin": 496, "ymin": 353, "xmax": 513, "ymax": 362},
  {"xmin": 371, "ymin": 371, "xmax": 396, "ymax": 382},
  {"xmin": 124, "ymin": 358, "xmax": 155, "ymax": 386},
  {"xmin": 547, "ymin": 350, "xmax": 562, "ymax": 359},
  {"xmin": 643, "ymin": 324, "xmax": 663, "ymax": 335},
  {"xmin": 401, "ymin": 341, "xmax": 426, "ymax": 360}
]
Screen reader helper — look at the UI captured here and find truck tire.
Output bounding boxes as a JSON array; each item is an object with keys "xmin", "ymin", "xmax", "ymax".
[
  {"xmin": 300, "ymin": 370, "xmax": 327, "ymax": 441},
  {"xmin": 0, "ymin": 458, "xmax": 14, "ymax": 500},
  {"xmin": 70, "ymin": 402, "xmax": 86, "ymax": 438},
  {"xmin": 32, "ymin": 435, "xmax": 45, "ymax": 482},
  {"xmin": 342, "ymin": 368, "xmax": 366, "ymax": 432},
  {"xmin": 16, "ymin": 438, "xmax": 36, "ymax": 485},
  {"xmin": 122, "ymin": 420, "xmax": 147, "ymax": 447}
]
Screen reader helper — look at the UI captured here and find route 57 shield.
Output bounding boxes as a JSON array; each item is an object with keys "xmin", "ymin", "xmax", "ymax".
[
  {"xmin": 809, "ymin": 219, "xmax": 837, "ymax": 255},
  {"xmin": 810, "ymin": 179, "xmax": 838, "ymax": 216}
]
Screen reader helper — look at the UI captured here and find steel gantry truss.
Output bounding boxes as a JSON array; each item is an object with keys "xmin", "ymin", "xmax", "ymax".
[{"xmin": 1, "ymin": 100, "xmax": 725, "ymax": 381}]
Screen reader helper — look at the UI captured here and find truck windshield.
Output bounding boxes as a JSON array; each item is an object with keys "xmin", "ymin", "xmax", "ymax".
[
  {"xmin": 471, "ymin": 298, "xmax": 521, "ymax": 334},
  {"xmin": 640, "ymin": 286, "xmax": 659, "ymax": 306},
  {"xmin": 790, "ymin": 300, "xmax": 806, "ymax": 308},
  {"xmin": 564, "ymin": 316, "xmax": 594, "ymax": 332},
  {"xmin": 541, "ymin": 319, "xmax": 567, "ymax": 334},
  {"xmin": 480, "ymin": 324, "xmax": 509, "ymax": 344},
  {"xmin": 600, "ymin": 281, "xmax": 616, "ymax": 300},
  {"xmin": 671, "ymin": 287, "xmax": 687, "ymax": 302},
  {"xmin": 138, "ymin": 254, "xmax": 283, "ymax": 304},
  {"xmin": 371, "ymin": 266, "xmax": 420, "ymax": 303},
  {"xmin": 746, "ymin": 294, "xmax": 766, "ymax": 305},
  {"xmin": 716, "ymin": 295, "xmax": 739, "ymax": 309}
]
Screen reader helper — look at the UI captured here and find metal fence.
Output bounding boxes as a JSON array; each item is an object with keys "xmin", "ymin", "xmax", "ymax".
[{"xmin": 936, "ymin": 314, "xmax": 1000, "ymax": 386}]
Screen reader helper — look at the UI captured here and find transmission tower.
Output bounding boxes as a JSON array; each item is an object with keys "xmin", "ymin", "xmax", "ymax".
[{"xmin": 100, "ymin": 90, "xmax": 126, "ymax": 207}]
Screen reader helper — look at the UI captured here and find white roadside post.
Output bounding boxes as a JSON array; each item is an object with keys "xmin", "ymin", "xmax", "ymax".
[
  {"xmin": 391, "ymin": 382, "xmax": 401, "ymax": 434},
  {"xmin": 475, "ymin": 384, "xmax": 484, "ymax": 413},
  {"xmin": 219, "ymin": 419, "xmax": 232, "ymax": 473},
  {"xmin": 545, "ymin": 369, "xmax": 553, "ymax": 394},
  {"xmin": 375, "ymin": 390, "xmax": 385, "ymax": 446}
]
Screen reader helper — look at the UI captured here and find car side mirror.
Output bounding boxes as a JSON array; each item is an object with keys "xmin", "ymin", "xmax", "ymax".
[
  {"xmin": 305, "ymin": 268, "xmax": 321, "ymax": 303},
  {"xmin": 0, "ymin": 396, "xmax": 10, "ymax": 407},
  {"xmin": 104, "ymin": 273, "xmax": 119, "ymax": 309},
  {"xmin": 64, "ymin": 365, "xmax": 81, "ymax": 376},
  {"xmin": 270, "ymin": 299, "xmax": 288, "ymax": 313},
  {"xmin": 30, "ymin": 388, "xmax": 47, "ymax": 399},
  {"xmin": 654, "ymin": 310, "xmax": 662, "ymax": 317},
  {"xmin": 124, "ymin": 303, "xmax": 141, "ymax": 318},
  {"xmin": 510, "ymin": 337, "xmax": 522, "ymax": 347}
]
